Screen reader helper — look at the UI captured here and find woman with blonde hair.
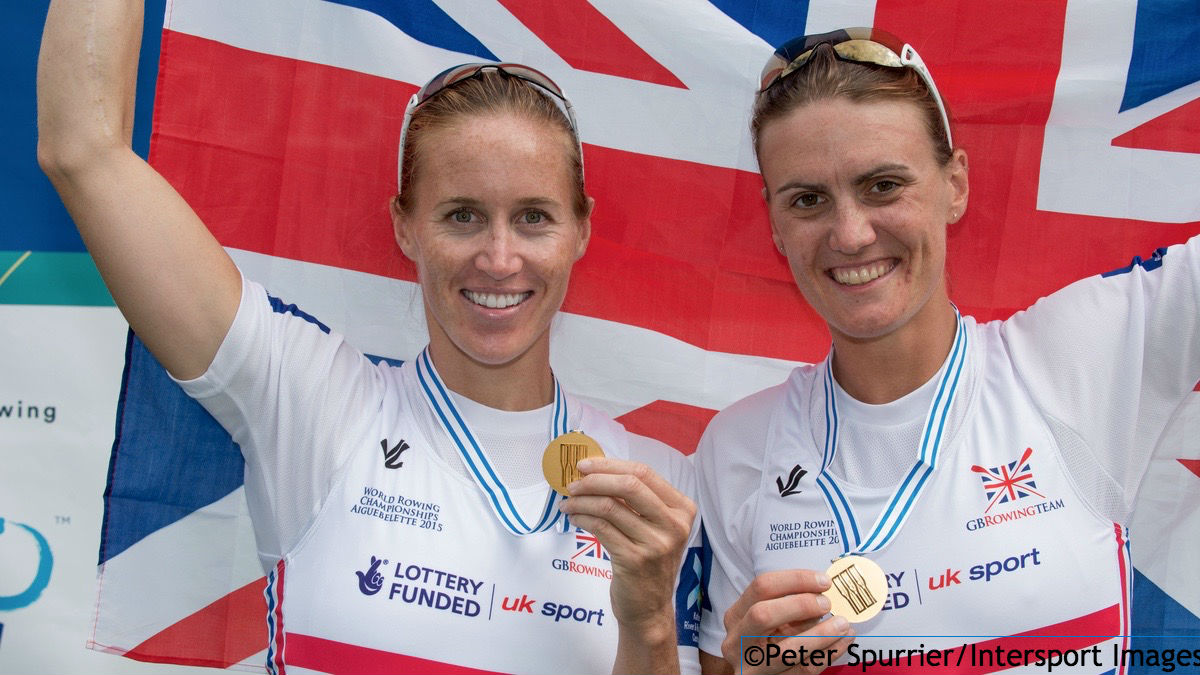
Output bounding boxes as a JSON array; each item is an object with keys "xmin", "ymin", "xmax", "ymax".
[{"xmin": 38, "ymin": 1, "xmax": 700, "ymax": 672}]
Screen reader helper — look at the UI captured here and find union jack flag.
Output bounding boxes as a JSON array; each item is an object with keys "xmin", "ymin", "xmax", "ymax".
[
  {"xmin": 55, "ymin": 0, "xmax": 1196, "ymax": 672},
  {"xmin": 572, "ymin": 528, "xmax": 610, "ymax": 562},
  {"xmin": 971, "ymin": 447, "xmax": 1048, "ymax": 513}
]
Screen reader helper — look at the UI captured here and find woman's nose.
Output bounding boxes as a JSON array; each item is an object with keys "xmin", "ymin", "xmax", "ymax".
[{"xmin": 476, "ymin": 225, "xmax": 523, "ymax": 279}]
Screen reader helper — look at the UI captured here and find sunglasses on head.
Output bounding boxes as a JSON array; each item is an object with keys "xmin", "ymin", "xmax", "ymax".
[
  {"xmin": 759, "ymin": 27, "xmax": 953, "ymax": 150},
  {"xmin": 397, "ymin": 62, "xmax": 583, "ymax": 191}
]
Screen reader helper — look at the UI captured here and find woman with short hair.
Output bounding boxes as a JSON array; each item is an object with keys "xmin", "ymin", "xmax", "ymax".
[{"xmin": 696, "ymin": 27, "xmax": 1199, "ymax": 674}]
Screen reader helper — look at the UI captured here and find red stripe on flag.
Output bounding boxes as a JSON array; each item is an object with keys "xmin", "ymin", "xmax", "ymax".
[
  {"xmin": 123, "ymin": 577, "xmax": 267, "ymax": 668},
  {"xmin": 150, "ymin": 31, "xmax": 826, "ymax": 361},
  {"xmin": 497, "ymin": 0, "xmax": 685, "ymax": 88},
  {"xmin": 286, "ymin": 633, "xmax": 507, "ymax": 674},
  {"xmin": 1112, "ymin": 97, "xmax": 1200, "ymax": 154},
  {"xmin": 1179, "ymin": 459, "xmax": 1200, "ymax": 480},
  {"xmin": 150, "ymin": 20, "xmax": 1199, "ymax": 365},
  {"xmin": 616, "ymin": 400, "xmax": 718, "ymax": 455},
  {"xmin": 825, "ymin": 604, "xmax": 1121, "ymax": 675},
  {"xmin": 874, "ymin": 0, "xmax": 1200, "ymax": 324},
  {"xmin": 150, "ymin": 29, "xmax": 413, "ymax": 281}
]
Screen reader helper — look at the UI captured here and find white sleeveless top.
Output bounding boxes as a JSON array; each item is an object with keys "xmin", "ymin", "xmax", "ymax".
[
  {"xmin": 179, "ymin": 278, "xmax": 702, "ymax": 674},
  {"xmin": 698, "ymin": 237, "xmax": 1200, "ymax": 673},
  {"xmin": 750, "ymin": 329, "xmax": 1129, "ymax": 668}
]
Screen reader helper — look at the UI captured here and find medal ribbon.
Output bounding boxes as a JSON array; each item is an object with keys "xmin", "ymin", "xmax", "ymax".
[
  {"xmin": 816, "ymin": 310, "xmax": 968, "ymax": 556},
  {"xmin": 415, "ymin": 348, "xmax": 570, "ymax": 535}
]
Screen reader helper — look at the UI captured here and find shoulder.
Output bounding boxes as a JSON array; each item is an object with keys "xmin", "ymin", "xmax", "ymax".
[
  {"xmin": 568, "ymin": 398, "xmax": 702, "ymax": 504},
  {"xmin": 623, "ymin": 429, "xmax": 694, "ymax": 486},
  {"xmin": 698, "ymin": 375, "xmax": 797, "ymax": 468},
  {"xmin": 692, "ymin": 376, "xmax": 801, "ymax": 550},
  {"xmin": 577, "ymin": 401, "xmax": 695, "ymax": 489},
  {"xmin": 710, "ymin": 379, "xmax": 792, "ymax": 437}
]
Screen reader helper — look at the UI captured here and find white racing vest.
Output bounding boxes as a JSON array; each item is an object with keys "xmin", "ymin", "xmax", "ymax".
[
  {"xmin": 263, "ymin": 361, "xmax": 685, "ymax": 674},
  {"xmin": 754, "ymin": 320, "xmax": 1130, "ymax": 674}
]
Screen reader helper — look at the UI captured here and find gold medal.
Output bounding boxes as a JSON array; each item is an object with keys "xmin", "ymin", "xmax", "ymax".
[
  {"xmin": 542, "ymin": 431, "xmax": 605, "ymax": 495},
  {"xmin": 823, "ymin": 555, "xmax": 887, "ymax": 623}
]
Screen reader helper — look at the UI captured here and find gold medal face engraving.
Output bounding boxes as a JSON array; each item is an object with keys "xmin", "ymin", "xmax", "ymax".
[
  {"xmin": 542, "ymin": 431, "xmax": 605, "ymax": 495},
  {"xmin": 823, "ymin": 555, "xmax": 887, "ymax": 623}
]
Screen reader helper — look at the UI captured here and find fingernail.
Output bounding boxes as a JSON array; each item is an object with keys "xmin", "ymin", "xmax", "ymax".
[
  {"xmin": 566, "ymin": 481, "xmax": 581, "ymax": 494},
  {"xmin": 832, "ymin": 616, "xmax": 849, "ymax": 632},
  {"xmin": 815, "ymin": 573, "xmax": 830, "ymax": 587},
  {"xmin": 577, "ymin": 459, "xmax": 594, "ymax": 472},
  {"xmin": 816, "ymin": 594, "xmax": 830, "ymax": 612}
]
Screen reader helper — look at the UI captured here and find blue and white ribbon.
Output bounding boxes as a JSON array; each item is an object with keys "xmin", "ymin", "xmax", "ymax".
[
  {"xmin": 415, "ymin": 348, "xmax": 571, "ymax": 535},
  {"xmin": 816, "ymin": 310, "xmax": 968, "ymax": 556}
]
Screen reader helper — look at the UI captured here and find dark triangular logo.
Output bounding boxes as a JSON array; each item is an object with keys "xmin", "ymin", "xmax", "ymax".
[
  {"xmin": 776, "ymin": 464, "xmax": 807, "ymax": 497},
  {"xmin": 381, "ymin": 438, "xmax": 410, "ymax": 469}
]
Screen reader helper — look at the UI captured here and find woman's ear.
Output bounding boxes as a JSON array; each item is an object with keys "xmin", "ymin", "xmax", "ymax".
[
  {"xmin": 762, "ymin": 185, "xmax": 787, "ymax": 256},
  {"xmin": 390, "ymin": 195, "xmax": 416, "ymax": 261},
  {"xmin": 946, "ymin": 148, "xmax": 969, "ymax": 224},
  {"xmin": 573, "ymin": 195, "xmax": 595, "ymax": 261}
]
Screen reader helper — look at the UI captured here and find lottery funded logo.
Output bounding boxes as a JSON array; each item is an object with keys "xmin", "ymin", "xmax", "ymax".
[
  {"xmin": 356, "ymin": 555, "xmax": 386, "ymax": 595},
  {"xmin": 964, "ymin": 448, "xmax": 1065, "ymax": 532},
  {"xmin": 351, "ymin": 486, "xmax": 444, "ymax": 532},
  {"xmin": 357, "ymin": 557, "xmax": 490, "ymax": 619},
  {"xmin": 880, "ymin": 568, "xmax": 915, "ymax": 612},
  {"xmin": 818, "ymin": 565, "xmax": 918, "ymax": 614}
]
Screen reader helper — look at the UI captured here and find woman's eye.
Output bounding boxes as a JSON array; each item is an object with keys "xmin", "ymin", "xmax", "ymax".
[
  {"xmin": 791, "ymin": 192, "xmax": 825, "ymax": 209},
  {"xmin": 871, "ymin": 180, "xmax": 900, "ymax": 194},
  {"xmin": 520, "ymin": 211, "xmax": 547, "ymax": 225},
  {"xmin": 451, "ymin": 209, "xmax": 475, "ymax": 224}
]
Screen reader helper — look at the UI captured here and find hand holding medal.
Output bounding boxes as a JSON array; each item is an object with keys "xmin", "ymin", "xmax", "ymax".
[
  {"xmin": 822, "ymin": 555, "xmax": 887, "ymax": 623},
  {"xmin": 551, "ymin": 443, "xmax": 696, "ymax": 671},
  {"xmin": 542, "ymin": 430, "xmax": 606, "ymax": 495},
  {"xmin": 717, "ymin": 569, "xmax": 856, "ymax": 674}
]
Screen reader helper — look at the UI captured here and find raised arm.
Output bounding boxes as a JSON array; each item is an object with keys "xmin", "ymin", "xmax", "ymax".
[
  {"xmin": 560, "ymin": 453, "xmax": 697, "ymax": 675},
  {"xmin": 37, "ymin": 0, "xmax": 241, "ymax": 380}
]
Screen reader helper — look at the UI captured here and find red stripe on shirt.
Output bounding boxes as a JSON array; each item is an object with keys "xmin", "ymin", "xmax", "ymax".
[
  {"xmin": 1114, "ymin": 523, "xmax": 1131, "ymax": 674},
  {"xmin": 273, "ymin": 560, "xmax": 287, "ymax": 674},
  {"xmin": 286, "ymin": 633, "xmax": 509, "ymax": 674},
  {"xmin": 825, "ymin": 604, "xmax": 1122, "ymax": 675}
]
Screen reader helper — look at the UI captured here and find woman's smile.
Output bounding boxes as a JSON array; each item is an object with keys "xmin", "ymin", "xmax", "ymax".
[
  {"xmin": 760, "ymin": 97, "xmax": 967, "ymax": 342},
  {"xmin": 394, "ymin": 112, "xmax": 590, "ymax": 369},
  {"xmin": 462, "ymin": 289, "xmax": 534, "ymax": 311},
  {"xmin": 828, "ymin": 258, "xmax": 898, "ymax": 287}
]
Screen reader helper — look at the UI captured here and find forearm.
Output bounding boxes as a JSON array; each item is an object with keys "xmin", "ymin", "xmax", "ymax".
[
  {"xmin": 613, "ymin": 613, "xmax": 680, "ymax": 675},
  {"xmin": 37, "ymin": 0, "xmax": 142, "ymax": 172},
  {"xmin": 47, "ymin": 155, "xmax": 240, "ymax": 377},
  {"xmin": 36, "ymin": 0, "xmax": 241, "ymax": 380}
]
